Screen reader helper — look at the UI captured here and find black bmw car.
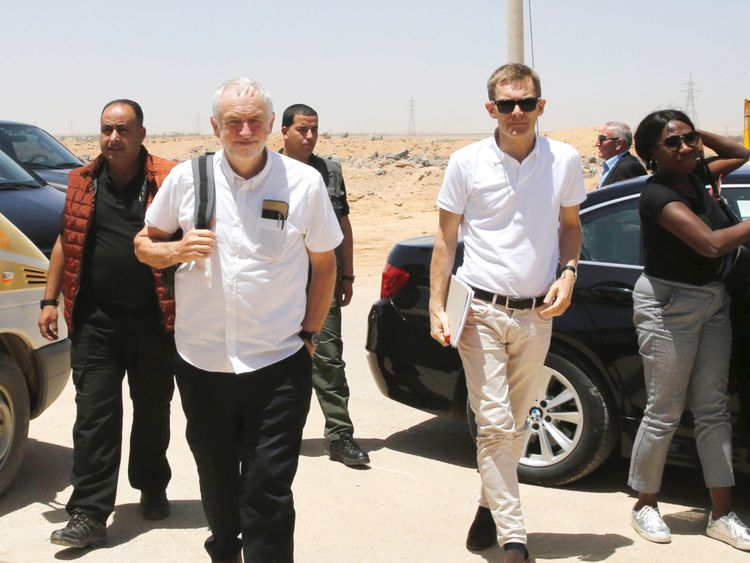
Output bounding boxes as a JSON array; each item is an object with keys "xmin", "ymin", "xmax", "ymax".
[{"xmin": 366, "ymin": 168, "xmax": 750, "ymax": 486}]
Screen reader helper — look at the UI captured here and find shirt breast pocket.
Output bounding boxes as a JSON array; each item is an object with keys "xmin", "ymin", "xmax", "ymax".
[{"xmin": 255, "ymin": 218, "xmax": 287, "ymax": 261}]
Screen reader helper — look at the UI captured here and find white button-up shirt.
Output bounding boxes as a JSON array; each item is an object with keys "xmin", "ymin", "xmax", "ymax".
[{"xmin": 146, "ymin": 149, "xmax": 343, "ymax": 373}]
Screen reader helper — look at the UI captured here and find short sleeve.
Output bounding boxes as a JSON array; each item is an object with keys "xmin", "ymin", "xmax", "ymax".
[
  {"xmin": 437, "ymin": 154, "xmax": 468, "ymax": 214},
  {"xmin": 145, "ymin": 169, "xmax": 182, "ymax": 234},
  {"xmin": 640, "ymin": 181, "xmax": 683, "ymax": 224}
]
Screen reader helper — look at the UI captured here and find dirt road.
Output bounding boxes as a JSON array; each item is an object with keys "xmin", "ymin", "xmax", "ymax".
[{"xmin": 0, "ymin": 286, "xmax": 748, "ymax": 562}]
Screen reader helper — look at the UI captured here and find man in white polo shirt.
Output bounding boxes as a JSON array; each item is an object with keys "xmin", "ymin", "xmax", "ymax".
[
  {"xmin": 429, "ymin": 63, "xmax": 585, "ymax": 563},
  {"xmin": 134, "ymin": 77, "xmax": 341, "ymax": 563}
]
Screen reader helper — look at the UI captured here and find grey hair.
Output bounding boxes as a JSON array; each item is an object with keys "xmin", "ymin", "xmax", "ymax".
[
  {"xmin": 605, "ymin": 121, "xmax": 633, "ymax": 149},
  {"xmin": 211, "ymin": 78, "xmax": 273, "ymax": 120}
]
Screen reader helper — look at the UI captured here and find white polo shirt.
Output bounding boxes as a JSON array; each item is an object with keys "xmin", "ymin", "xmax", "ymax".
[
  {"xmin": 145, "ymin": 149, "xmax": 343, "ymax": 374},
  {"xmin": 437, "ymin": 134, "xmax": 586, "ymax": 297}
]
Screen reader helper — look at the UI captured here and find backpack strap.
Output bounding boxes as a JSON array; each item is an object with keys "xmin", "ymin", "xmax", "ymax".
[{"xmin": 191, "ymin": 153, "xmax": 215, "ymax": 229}]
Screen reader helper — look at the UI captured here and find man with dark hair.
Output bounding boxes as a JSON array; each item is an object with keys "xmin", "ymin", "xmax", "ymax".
[
  {"xmin": 39, "ymin": 100, "xmax": 177, "ymax": 549},
  {"xmin": 430, "ymin": 63, "xmax": 585, "ymax": 563},
  {"xmin": 281, "ymin": 103, "xmax": 369, "ymax": 467},
  {"xmin": 596, "ymin": 121, "xmax": 646, "ymax": 188}
]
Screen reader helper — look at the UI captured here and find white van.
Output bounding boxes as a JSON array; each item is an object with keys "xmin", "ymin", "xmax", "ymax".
[{"xmin": 0, "ymin": 213, "xmax": 70, "ymax": 495}]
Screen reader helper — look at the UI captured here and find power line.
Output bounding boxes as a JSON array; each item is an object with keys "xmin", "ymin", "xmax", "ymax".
[
  {"xmin": 407, "ymin": 97, "xmax": 416, "ymax": 135},
  {"xmin": 683, "ymin": 74, "xmax": 699, "ymax": 127}
]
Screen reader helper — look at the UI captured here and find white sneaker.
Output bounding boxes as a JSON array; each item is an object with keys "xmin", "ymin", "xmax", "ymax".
[
  {"xmin": 631, "ymin": 505, "xmax": 671, "ymax": 543},
  {"xmin": 707, "ymin": 511, "xmax": 750, "ymax": 551}
]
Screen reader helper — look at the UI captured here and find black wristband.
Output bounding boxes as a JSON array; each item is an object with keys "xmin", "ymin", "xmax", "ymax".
[
  {"xmin": 40, "ymin": 299, "xmax": 59, "ymax": 309},
  {"xmin": 340, "ymin": 274, "xmax": 355, "ymax": 282},
  {"xmin": 560, "ymin": 264, "xmax": 577, "ymax": 278}
]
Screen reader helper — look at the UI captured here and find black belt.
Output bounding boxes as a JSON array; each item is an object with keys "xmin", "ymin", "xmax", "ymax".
[{"xmin": 471, "ymin": 287, "xmax": 546, "ymax": 310}]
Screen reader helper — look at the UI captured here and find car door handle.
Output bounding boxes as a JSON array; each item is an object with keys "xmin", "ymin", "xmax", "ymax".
[{"xmin": 589, "ymin": 283, "xmax": 633, "ymax": 302}]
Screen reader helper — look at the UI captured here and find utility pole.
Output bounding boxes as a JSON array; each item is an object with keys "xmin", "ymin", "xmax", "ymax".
[
  {"xmin": 507, "ymin": 0, "xmax": 524, "ymax": 63},
  {"xmin": 407, "ymin": 97, "xmax": 416, "ymax": 136}
]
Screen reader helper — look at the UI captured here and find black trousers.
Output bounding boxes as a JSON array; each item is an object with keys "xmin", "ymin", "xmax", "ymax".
[
  {"xmin": 175, "ymin": 346, "xmax": 312, "ymax": 563},
  {"xmin": 67, "ymin": 306, "xmax": 175, "ymax": 524}
]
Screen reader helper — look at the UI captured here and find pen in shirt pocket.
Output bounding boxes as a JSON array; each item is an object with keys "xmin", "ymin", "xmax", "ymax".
[{"xmin": 261, "ymin": 199, "xmax": 289, "ymax": 229}]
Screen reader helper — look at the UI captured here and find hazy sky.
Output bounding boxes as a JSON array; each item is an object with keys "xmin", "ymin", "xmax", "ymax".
[{"xmin": 4, "ymin": 0, "xmax": 749, "ymax": 136}]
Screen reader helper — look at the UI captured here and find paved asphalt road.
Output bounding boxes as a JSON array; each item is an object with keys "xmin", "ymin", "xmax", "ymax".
[{"xmin": 1, "ymin": 286, "xmax": 748, "ymax": 562}]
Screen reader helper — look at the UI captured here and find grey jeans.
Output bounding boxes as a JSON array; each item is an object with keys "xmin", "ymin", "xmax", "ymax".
[{"xmin": 628, "ymin": 274, "xmax": 734, "ymax": 493}]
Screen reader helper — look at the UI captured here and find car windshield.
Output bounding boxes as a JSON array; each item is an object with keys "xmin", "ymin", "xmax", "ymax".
[
  {"xmin": 0, "ymin": 150, "xmax": 42, "ymax": 188},
  {"xmin": 0, "ymin": 123, "xmax": 82, "ymax": 170}
]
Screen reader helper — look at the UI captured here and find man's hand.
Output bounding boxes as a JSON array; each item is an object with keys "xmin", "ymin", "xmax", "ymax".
[
  {"xmin": 302, "ymin": 339, "xmax": 316, "ymax": 356},
  {"xmin": 538, "ymin": 273, "xmax": 575, "ymax": 319},
  {"xmin": 177, "ymin": 229, "xmax": 216, "ymax": 261},
  {"xmin": 429, "ymin": 306, "xmax": 451, "ymax": 347},
  {"xmin": 38, "ymin": 306, "xmax": 59, "ymax": 341},
  {"xmin": 339, "ymin": 279, "xmax": 353, "ymax": 307}
]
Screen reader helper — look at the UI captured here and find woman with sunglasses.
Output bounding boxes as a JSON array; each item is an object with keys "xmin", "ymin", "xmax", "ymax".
[{"xmin": 628, "ymin": 109, "xmax": 750, "ymax": 550}]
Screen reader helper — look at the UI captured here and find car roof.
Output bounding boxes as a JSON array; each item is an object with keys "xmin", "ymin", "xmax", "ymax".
[
  {"xmin": 583, "ymin": 165, "xmax": 750, "ymax": 210},
  {"xmin": 0, "ymin": 120, "xmax": 40, "ymax": 127}
]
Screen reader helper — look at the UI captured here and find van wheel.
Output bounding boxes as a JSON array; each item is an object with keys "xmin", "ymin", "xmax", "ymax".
[{"xmin": 0, "ymin": 354, "xmax": 29, "ymax": 496}]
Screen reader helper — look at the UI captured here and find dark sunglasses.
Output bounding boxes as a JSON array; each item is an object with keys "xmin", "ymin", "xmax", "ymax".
[
  {"xmin": 491, "ymin": 97, "xmax": 539, "ymax": 114},
  {"xmin": 597, "ymin": 135, "xmax": 619, "ymax": 144},
  {"xmin": 662, "ymin": 131, "xmax": 700, "ymax": 151}
]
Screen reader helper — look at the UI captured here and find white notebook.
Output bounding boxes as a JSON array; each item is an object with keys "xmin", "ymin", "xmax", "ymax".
[{"xmin": 445, "ymin": 275, "xmax": 474, "ymax": 348}]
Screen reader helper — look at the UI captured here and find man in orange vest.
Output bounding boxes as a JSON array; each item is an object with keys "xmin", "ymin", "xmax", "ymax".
[{"xmin": 39, "ymin": 99, "xmax": 176, "ymax": 549}]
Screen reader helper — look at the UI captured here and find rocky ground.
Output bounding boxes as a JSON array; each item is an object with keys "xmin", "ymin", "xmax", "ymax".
[{"xmin": 61, "ymin": 129, "xmax": 604, "ymax": 286}]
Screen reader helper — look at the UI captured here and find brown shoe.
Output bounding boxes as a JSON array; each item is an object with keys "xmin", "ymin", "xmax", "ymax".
[
  {"xmin": 501, "ymin": 546, "xmax": 530, "ymax": 563},
  {"xmin": 466, "ymin": 506, "xmax": 496, "ymax": 551}
]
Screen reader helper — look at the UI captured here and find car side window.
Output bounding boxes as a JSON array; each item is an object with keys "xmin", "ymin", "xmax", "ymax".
[
  {"xmin": 580, "ymin": 197, "xmax": 642, "ymax": 266},
  {"xmin": 723, "ymin": 187, "xmax": 750, "ymax": 220}
]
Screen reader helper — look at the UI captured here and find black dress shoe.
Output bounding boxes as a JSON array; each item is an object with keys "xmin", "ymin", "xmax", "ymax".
[
  {"xmin": 140, "ymin": 490, "xmax": 170, "ymax": 520},
  {"xmin": 50, "ymin": 509, "xmax": 107, "ymax": 548},
  {"xmin": 328, "ymin": 434, "xmax": 370, "ymax": 466},
  {"xmin": 466, "ymin": 506, "xmax": 496, "ymax": 551}
]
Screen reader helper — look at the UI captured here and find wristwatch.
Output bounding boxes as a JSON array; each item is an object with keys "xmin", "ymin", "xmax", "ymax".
[
  {"xmin": 40, "ymin": 299, "xmax": 59, "ymax": 309},
  {"xmin": 299, "ymin": 330, "xmax": 320, "ymax": 346},
  {"xmin": 560, "ymin": 264, "xmax": 577, "ymax": 278}
]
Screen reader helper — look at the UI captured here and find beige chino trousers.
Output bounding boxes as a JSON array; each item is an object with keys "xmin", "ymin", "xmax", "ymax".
[{"xmin": 459, "ymin": 298, "xmax": 553, "ymax": 546}]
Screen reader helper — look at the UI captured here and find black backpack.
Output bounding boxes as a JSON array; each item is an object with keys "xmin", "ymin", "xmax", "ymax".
[{"xmin": 160, "ymin": 153, "xmax": 216, "ymax": 296}]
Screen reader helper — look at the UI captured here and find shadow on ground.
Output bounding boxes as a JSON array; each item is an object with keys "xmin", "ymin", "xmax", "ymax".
[
  {"xmin": 562, "ymin": 454, "xmax": 750, "ymax": 522},
  {"xmin": 301, "ymin": 416, "xmax": 475, "ymax": 468},
  {"xmin": 0, "ymin": 438, "xmax": 72, "ymax": 518},
  {"xmin": 528, "ymin": 532, "xmax": 633, "ymax": 561},
  {"xmin": 369, "ymin": 416, "xmax": 750, "ymax": 521},
  {"xmin": 48, "ymin": 499, "xmax": 207, "ymax": 560},
  {"xmin": 306, "ymin": 416, "xmax": 476, "ymax": 469}
]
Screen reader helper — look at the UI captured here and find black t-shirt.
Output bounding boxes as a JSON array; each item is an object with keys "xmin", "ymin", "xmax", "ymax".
[
  {"xmin": 78, "ymin": 158, "xmax": 158, "ymax": 311},
  {"xmin": 640, "ymin": 173, "xmax": 733, "ymax": 285}
]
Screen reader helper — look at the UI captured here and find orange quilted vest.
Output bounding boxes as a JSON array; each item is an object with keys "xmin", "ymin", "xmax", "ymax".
[{"xmin": 61, "ymin": 149, "xmax": 176, "ymax": 333}]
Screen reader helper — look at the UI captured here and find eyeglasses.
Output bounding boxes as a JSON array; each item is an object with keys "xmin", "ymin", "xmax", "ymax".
[
  {"xmin": 662, "ymin": 131, "xmax": 700, "ymax": 151},
  {"xmin": 597, "ymin": 135, "xmax": 619, "ymax": 144},
  {"xmin": 491, "ymin": 98, "xmax": 539, "ymax": 114}
]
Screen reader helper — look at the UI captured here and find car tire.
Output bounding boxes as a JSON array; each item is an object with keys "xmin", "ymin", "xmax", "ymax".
[
  {"xmin": 466, "ymin": 351, "xmax": 617, "ymax": 486},
  {"xmin": 0, "ymin": 354, "xmax": 29, "ymax": 496}
]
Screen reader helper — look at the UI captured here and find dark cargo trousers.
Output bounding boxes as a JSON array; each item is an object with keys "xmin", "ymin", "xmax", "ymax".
[
  {"xmin": 311, "ymin": 305, "xmax": 354, "ymax": 442},
  {"xmin": 67, "ymin": 306, "xmax": 175, "ymax": 524}
]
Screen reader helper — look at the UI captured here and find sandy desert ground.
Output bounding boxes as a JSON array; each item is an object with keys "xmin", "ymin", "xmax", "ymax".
[{"xmin": 61, "ymin": 128, "xmax": 603, "ymax": 287}]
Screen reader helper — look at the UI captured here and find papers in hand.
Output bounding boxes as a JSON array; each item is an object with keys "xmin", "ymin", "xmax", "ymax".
[{"xmin": 445, "ymin": 275, "xmax": 473, "ymax": 348}]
